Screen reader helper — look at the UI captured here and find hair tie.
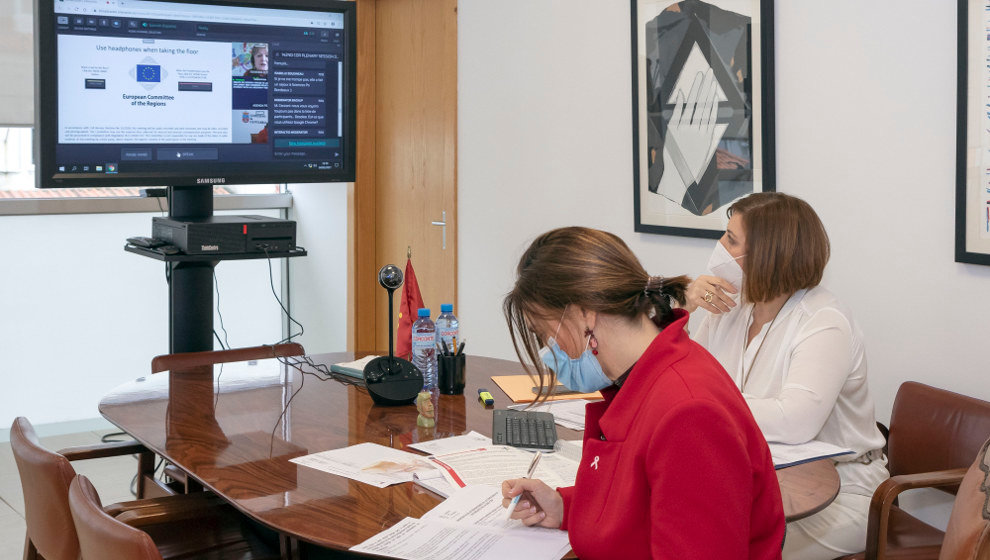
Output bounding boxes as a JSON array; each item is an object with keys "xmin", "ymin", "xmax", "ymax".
[{"xmin": 644, "ymin": 275, "xmax": 665, "ymax": 295}]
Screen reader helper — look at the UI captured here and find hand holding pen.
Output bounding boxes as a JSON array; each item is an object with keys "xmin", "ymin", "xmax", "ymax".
[
  {"xmin": 505, "ymin": 452, "xmax": 542, "ymax": 520},
  {"xmin": 501, "ymin": 457, "xmax": 563, "ymax": 528}
]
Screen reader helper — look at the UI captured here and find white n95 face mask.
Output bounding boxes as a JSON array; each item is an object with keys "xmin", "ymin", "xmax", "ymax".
[{"xmin": 706, "ymin": 241, "xmax": 745, "ymax": 293}]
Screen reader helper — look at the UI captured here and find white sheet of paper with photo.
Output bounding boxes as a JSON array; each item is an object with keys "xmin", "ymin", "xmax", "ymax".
[
  {"xmin": 416, "ymin": 440, "xmax": 583, "ymax": 498},
  {"xmin": 430, "ymin": 445, "xmax": 579, "ymax": 490},
  {"xmin": 657, "ymin": 43, "xmax": 729, "ymax": 207},
  {"xmin": 290, "ymin": 442, "xmax": 442, "ymax": 488},
  {"xmin": 407, "ymin": 430, "xmax": 492, "ymax": 455},
  {"xmin": 350, "ymin": 484, "xmax": 571, "ymax": 560}
]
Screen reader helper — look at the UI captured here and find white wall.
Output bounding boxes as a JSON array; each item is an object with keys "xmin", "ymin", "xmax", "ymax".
[
  {"xmin": 287, "ymin": 182, "xmax": 350, "ymax": 355},
  {"xmin": 0, "ymin": 186, "xmax": 347, "ymax": 434},
  {"xmin": 0, "ymin": 208, "xmax": 284, "ymax": 429},
  {"xmin": 459, "ymin": 0, "xmax": 990, "ymax": 527}
]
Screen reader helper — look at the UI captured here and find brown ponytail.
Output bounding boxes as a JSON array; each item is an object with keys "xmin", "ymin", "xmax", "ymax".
[{"xmin": 503, "ymin": 227, "xmax": 689, "ymax": 389}]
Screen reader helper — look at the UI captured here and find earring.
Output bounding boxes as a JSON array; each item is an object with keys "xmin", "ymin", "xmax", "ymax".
[{"xmin": 585, "ymin": 328, "xmax": 599, "ymax": 355}]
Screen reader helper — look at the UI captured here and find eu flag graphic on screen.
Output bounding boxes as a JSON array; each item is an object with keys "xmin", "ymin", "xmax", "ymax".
[{"xmin": 136, "ymin": 64, "xmax": 161, "ymax": 82}]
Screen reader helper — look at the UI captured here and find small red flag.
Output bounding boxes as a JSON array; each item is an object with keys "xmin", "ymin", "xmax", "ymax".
[{"xmin": 396, "ymin": 257, "xmax": 425, "ymax": 359}]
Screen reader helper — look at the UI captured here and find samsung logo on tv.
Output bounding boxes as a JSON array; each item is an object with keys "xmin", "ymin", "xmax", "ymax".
[
  {"xmin": 196, "ymin": 177, "xmax": 226, "ymax": 184},
  {"xmin": 201, "ymin": 245, "xmax": 220, "ymax": 252}
]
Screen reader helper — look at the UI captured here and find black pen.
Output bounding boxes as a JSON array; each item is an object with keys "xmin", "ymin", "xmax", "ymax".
[
  {"xmin": 441, "ymin": 338, "xmax": 450, "ymax": 356},
  {"xmin": 456, "ymin": 341, "xmax": 465, "ymax": 355}
]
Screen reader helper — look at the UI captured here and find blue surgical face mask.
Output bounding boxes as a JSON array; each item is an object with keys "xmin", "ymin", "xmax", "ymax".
[
  {"xmin": 539, "ymin": 338, "xmax": 612, "ymax": 393},
  {"xmin": 537, "ymin": 306, "xmax": 612, "ymax": 393}
]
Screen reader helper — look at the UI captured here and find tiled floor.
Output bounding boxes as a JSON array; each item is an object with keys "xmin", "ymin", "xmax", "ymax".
[{"xmin": 0, "ymin": 429, "xmax": 145, "ymax": 560}]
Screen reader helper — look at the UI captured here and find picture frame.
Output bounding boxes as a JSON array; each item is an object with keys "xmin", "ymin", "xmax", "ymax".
[
  {"xmin": 632, "ymin": 0, "xmax": 775, "ymax": 238},
  {"xmin": 956, "ymin": 0, "xmax": 990, "ymax": 265}
]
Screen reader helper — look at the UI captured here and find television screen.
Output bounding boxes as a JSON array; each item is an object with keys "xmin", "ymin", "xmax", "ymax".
[{"xmin": 35, "ymin": 0, "xmax": 356, "ymax": 188}]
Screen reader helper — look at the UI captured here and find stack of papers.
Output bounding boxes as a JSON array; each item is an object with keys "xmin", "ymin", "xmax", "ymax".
[
  {"xmin": 289, "ymin": 442, "xmax": 443, "ymax": 487},
  {"xmin": 350, "ymin": 484, "xmax": 571, "ymax": 560},
  {"xmin": 508, "ymin": 399, "xmax": 589, "ymax": 431},
  {"xmin": 768, "ymin": 440, "xmax": 854, "ymax": 469},
  {"xmin": 429, "ymin": 444, "xmax": 580, "ymax": 496}
]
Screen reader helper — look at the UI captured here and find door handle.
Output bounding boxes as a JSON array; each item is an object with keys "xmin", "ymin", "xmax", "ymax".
[{"xmin": 431, "ymin": 210, "xmax": 447, "ymax": 250}]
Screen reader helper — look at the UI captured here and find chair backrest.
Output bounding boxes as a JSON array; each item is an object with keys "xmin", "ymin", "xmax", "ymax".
[
  {"xmin": 9, "ymin": 417, "xmax": 80, "ymax": 560},
  {"xmin": 938, "ymin": 437, "xmax": 990, "ymax": 560},
  {"xmin": 151, "ymin": 342, "xmax": 305, "ymax": 373},
  {"xmin": 888, "ymin": 382, "xmax": 990, "ymax": 489},
  {"xmin": 68, "ymin": 475, "xmax": 163, "ymax": 560}
]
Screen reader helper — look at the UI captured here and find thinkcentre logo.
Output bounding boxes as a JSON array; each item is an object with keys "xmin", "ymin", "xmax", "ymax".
[
  {"xmin": 196, "ymin": 177, "xmax": 226, "ymax": 184},
  {"xmin": 201, "ymin": 245, "xmax": 220, "ymax": 252}
]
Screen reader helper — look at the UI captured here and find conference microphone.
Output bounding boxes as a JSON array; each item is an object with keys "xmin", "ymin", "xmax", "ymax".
[{"xmin": 362, "ymin": 264, "xmax": 423, "ymax": 405}]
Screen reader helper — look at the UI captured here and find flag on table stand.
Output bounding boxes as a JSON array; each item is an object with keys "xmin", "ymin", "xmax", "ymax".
[{"xmin": 395, "ymin": 257, "xmax": 425, "ymax": 359}]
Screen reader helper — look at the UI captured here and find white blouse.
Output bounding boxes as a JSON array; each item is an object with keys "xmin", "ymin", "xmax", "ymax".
[{"xmin": 693, "ymin": 286, "xmax": 887, "ymax": 495}]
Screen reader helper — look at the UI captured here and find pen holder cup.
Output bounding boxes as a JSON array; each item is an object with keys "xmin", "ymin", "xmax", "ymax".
[{"xmin": 438, "ymin": 353, "xmax": 466, "ymax": 395}]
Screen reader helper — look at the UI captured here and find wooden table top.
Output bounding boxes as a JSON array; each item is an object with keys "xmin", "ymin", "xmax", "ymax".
[{"xmin": 99, "ymin": 352, "xmax": 839, "ymax": 551}]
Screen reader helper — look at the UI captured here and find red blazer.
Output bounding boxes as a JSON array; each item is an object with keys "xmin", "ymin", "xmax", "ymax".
[{"xmin": 558, "ymin": 310, "xmax": 784, "ymax": 559}]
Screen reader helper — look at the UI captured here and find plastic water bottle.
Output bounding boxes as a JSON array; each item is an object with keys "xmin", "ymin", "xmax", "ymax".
[
  {"xmin": 411, "ymin": 308, "xmax": 438, "ymax": 390},
  {"xmin": 436, "ymin": 303, "xmax": 459, "ymax": 352}
]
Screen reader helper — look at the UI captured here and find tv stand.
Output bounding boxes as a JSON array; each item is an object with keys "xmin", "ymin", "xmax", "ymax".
[{"xmin": 126, "ymin": 185, "xmax": 306, "ymax": 354}]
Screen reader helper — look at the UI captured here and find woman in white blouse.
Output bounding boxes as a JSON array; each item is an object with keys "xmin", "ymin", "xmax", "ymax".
[{"xmin": 684, "ymin": 192, "xmax": 887, "ymax": 559}]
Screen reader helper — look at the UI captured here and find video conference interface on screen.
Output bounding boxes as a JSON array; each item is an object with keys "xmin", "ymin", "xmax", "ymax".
[{"xmin": 53, "ymin": 0, "xmax": 346, "ymax": 177}]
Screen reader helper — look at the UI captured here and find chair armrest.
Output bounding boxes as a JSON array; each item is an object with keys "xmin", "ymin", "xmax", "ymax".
[
  {"xmin": 865, "ymin": 468, "xmax": 968, "ymax": 560},
  {"xmin": 58, "ymin": 440, "xmax": 150, "ymax": 461},
  {"xmin": 106, "ymin": 491, "xmax": 224, "ymax": 528}
]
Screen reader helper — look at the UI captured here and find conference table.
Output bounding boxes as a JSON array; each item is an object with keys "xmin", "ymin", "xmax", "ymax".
[{"xmin": 99, "ymin": 352, "xmax": 840, "ymax": 558}]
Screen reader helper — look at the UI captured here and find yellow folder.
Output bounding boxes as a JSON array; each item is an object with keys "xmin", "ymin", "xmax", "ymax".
[{"xmin": 490, "ymin": 374, "xmax": 602, "ymax": 403}]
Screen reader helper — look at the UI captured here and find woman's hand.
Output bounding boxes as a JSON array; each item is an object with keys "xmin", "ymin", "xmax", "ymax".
[
  {"xmin": 501, "ymin": 478, "xmax": 563, "ymax": 528},
  {"xmin": 684, "ymin": 275, "xmax": 738, "ymax": 314}
]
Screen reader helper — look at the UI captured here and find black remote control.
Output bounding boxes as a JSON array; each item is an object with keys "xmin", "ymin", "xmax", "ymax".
[{"xmin": 127, "ymin": 236, "xmax": 165, "ymax": 248}]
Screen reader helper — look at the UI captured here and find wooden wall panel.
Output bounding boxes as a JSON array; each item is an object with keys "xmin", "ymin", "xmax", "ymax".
[
  {"xmin": 353, "ymin": 0, "xmax": 377, "ymax": 351},
  {"xmin": 352, "ymin": 0, "xmax": 457, "ymax": 352}
]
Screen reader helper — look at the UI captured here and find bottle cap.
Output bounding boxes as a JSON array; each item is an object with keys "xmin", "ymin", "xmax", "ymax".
[
  {"xmin": 417, "ymin": 308, "xmax": 431, "ymax": 317},
  {"xmin": 441, "ymin": 303, "xmax": 453, "ymax": 313}
]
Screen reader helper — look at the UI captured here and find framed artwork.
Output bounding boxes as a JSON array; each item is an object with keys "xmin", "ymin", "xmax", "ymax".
[
  {"xmin": 632, "ymin": 0, "xmax": 775, "ymax": 238},
  {"xmin": 956, "ymin": 0, "xmax": 990, "ymax": 265}
]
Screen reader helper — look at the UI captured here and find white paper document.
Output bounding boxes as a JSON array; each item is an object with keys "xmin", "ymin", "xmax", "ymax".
[
  {"xmin": 768, "ymin": 440, "xmax": 855, "ymax": 469},
  {"xmin": 290, "ymin": 442, "xmax": 442, "ymax": 487},
  {"xmin": 350, "ymin": 484, "xmax": 571, "ymax": 560},
  {"xmin": 508, "ymin": 399, "xmax": 589, "ymax": 431},
  {"xmin": 408, "ymin": 431, "xmax": 492, "ymax": 455},
  {"xmin": 429, "ymin": 445, "xmax": 579, "ymax": 491}
]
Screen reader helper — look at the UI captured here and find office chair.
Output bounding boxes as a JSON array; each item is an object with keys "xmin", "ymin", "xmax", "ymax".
[
  {"xmin": 69, "ymin": 475, "xmax": 162, "ymax": 560},
  {"xmin": 12, "ymin": 417, "xmax": 278, "ymax": 560},
  {"xmin": 149, "ymin": 342, "xmax": 306, "ymax": 493},
  {"xmin": 69, "ymin": 474, "xmax": 280, "ymax": 560},
  {"xmin": 10, "ymin": 417, "xmax": 215, "ymax": 560},
  {"xmin": 839, "ymin": 382, "xmax": 990, "ymax": 560},
  {"xmin": 10, "ymin": 416, "xmax": 166, "ymax": 560}
]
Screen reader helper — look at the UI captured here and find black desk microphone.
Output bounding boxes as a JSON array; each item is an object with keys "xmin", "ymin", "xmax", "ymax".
[{"xmin": 362, "ymin": 264, "xmax": 423, "ymax": 405}]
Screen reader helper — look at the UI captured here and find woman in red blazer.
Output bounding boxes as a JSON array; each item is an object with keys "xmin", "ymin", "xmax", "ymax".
[{"xmin": 502, "ymin": 226, "xmax": 784, "ymax": 560}]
